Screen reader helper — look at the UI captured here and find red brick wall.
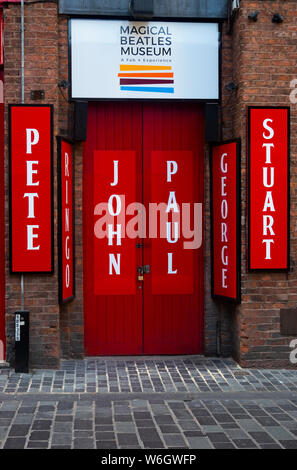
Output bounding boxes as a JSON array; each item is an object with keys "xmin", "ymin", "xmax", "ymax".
[
  {"xmin": 58, "ymin": 16, "xmax": 84, "ymax": 360},
  {"xmin": 203, "ymin": 21, "xmax": 235, "ymax": 359},
  {"xmin": 221, "ymin": 0, "xmax": 297, "ymax": 367},
  {"xmin": 4, "ymin": 2, "xmax": 61, "ymax": 368}
]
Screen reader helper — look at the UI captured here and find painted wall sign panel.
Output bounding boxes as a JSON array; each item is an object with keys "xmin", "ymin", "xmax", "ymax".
[
  {"xmin": 9, "ymin": 105, "xmax": 53, "ymax": 273},
  {"xmin": 58, "ymin": 138, "xmax": 75, "ymax": 304},
  {"xmin": 211, "ymin": 140, "xmax": 241, "ymax": 302},
  {"xmin": 70, "ymin": 19, "xmax": 219, "ymax": 100},
  {"xmin": 93, "ymin": 150, "xmax": 137, "ymax": 295},
  {"xmin": 248, "ymin": 107, "xmax": 290, "ymax": 271},
  {"xmin": 151, "ymin": 150, "xmax": 194, "ymax": 295}
]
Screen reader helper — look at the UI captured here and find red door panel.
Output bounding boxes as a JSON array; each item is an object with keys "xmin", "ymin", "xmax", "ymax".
[
  {"xmin": 142, "ymin": 103, "xmax": 204, "ymax": 354},
  {"xmin": 150, "ymin": 150, "xmax": 194, "ymax": 295},
  {"xmin": 83, "ymin": 102, "xmax": 204, "ymax": 355},
  {"xmin": 83, "ymin": 102, "xmax": 143, "ymax": 355},
  {"xmin": 93, "ymin": 150, "xmax": 137, "ymax": 296}
]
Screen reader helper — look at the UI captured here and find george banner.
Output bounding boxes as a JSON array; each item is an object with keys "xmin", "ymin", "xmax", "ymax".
[
  {"xmin": 210, "ymin": 140, "xmax": 241, "ymax": 302},
  {"xmin": 57, "ymin": 137, "xmax": 75, "ymax": 304},
  {"xmin": 248, "ymin": 107, "xmax": 290, "ymax": 271},
  {"xmin": 9, "ymin": 104, "xmax": 53, "ymax": 273}
]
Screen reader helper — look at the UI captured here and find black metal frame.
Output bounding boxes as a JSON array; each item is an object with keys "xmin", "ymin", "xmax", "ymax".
[
  {"xmin": 67, "ymin": 18, "xmax": 222, "ymax": 104},
  {"xmin": 59, "ymin": 0, "xmax": 228, "ymax": 21},
  {"xmin": 9, "ymin": 104, "xmax": 54, "ymax": 275},
  {"xmin": 57, "ymin": 136, "xmax": 76, "ymax": 304},
  {"xmin": 210, "ymin": 139, "xmax": 241, "ymax": 303},
  {"xmin": 247, "ymin": 106, "xmax": 290, "ymax": 272}
]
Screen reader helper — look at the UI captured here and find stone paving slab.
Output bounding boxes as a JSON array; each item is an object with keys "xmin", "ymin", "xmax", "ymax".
[
  {"xmin": 0, "ymin": 357, "xmax": 297, "ymax": 449},
  {"xmin": 0, "ymin": 396, "xmax": 297, "ymax": 449},
  {"xmin": 1, "ymin": 357, "xmax": 297, "ymax": 394}
]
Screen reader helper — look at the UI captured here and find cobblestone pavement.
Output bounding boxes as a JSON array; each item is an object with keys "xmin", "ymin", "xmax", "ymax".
[{"xmin": 0, "ymin": 357, "xmax": 297, "ymax": 449}]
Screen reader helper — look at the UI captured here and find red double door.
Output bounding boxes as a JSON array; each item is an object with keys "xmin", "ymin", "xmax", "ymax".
[{"xmin": 83, "ymin": 102, "xmax": 204, "ymax": 355}]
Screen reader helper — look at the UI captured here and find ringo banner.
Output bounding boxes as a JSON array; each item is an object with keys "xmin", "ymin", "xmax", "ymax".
[
  {"xmin": 57, "ymin": 137, "xmax": 75, "ymax": 304},
  {"xmin": 248, "ymin": 107, "xmax": 290, "ymax": 271},
  {"xmin": 210, "ymin": 140, "xmax": 241, "ymax": 302},
  {"xmin": 9, "ymin": 104, "xmax": 53, "ymax": 273}
]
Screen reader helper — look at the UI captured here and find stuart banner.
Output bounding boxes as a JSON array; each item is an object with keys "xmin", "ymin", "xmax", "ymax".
[
  {"xmin": 70, "ymin": 19, "xmax": 219, "ymax": 100},
  {"xmin": 9, "ymin": 105, "xmax": 53, "ymax": 273},
  {"xmin": 211, "ymin": 140, "xmax": 241, "ymax": 302},
  {"xmin": 248, "ymin": 107, "xmax": 290, "ymax": 271},
  {"xmin": 57, "ymin": 137, "xmax": 75, "ymax": 303}
]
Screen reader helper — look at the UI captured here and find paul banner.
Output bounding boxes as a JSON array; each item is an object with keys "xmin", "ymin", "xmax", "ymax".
[
  {"xmin": 210, "ymin": 140, "xmax": 241, "ymax": 302},
  {"xmin": 9, "ymin": 104, "xmax": 53, "ymax": 273},
  {"xmin": 248, "ymin": 107, "xmax": 290, "ymax": 271},
  {"xmin": 57, "ymin": 137, "xmax": 75, "ymax": 304}
]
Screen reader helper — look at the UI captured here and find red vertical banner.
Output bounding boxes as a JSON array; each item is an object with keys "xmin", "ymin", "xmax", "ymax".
[
  {"xmin": 58, "ymin": 137, "xmax": 75, "ymax": 303},
  {"xmin": 93, "ymin": 150, "xmax": 136, "ymax": 295},
  {"xmin": 9, "ymin": 105, "xmax": 53, "ymax": 273},
  {"xmin": 210, "ymin": 140, "xmax": 241, "ymax": 302},
  {"xmin": 151, "ymin": 150, "xmax": 194, "ymax": 295},
  {"xmin": 248, "ymin": 107, "xmax": 290, "ymax": 271}
]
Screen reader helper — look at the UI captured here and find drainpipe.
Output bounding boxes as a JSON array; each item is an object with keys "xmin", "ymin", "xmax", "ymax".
[
  {"xmin": 14, "ymin": 0, "xmax": 29, "ymax": 374},
  {"xmin": 20, "ymin": 0, "xmax": 24, "ymax": 310}
]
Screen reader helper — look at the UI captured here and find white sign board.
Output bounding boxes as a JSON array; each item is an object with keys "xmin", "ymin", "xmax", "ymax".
[{"xmin": 70, "ymin": 19, "xmax": 219, "ymax": 100}]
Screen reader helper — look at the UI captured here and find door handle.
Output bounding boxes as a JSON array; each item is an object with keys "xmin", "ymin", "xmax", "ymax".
[
  {"xmin": 137, "ymin": 265, "xmax": 150, "ymax": 277},
  {"xmin": 143, "ymin": 265, "xmax": 150, "ymax": 274}
]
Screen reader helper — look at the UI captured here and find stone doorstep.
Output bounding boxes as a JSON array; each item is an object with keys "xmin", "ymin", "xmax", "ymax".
[{"xmin": 0, "ymin": 362, "xmax": 10, "ymax": 369}]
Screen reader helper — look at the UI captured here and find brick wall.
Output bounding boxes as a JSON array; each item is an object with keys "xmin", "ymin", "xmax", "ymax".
[
  {"xmin": 221, "ymin": 0, "xmax": 297, "ymax": 367},
  {"xmin": 3, "ymin": 3, "xmax": 85, "ymax": 366},
  {"xmin": 4, "ymin": 2, "xmax": 61, "ymax": 368},
  {"xmin": 203, "ymin": 21, "xmax": 235, "ymax": 358},
  {"xmin": 58, "ymin": 16, "xmax": 84, "ymax": 360}
]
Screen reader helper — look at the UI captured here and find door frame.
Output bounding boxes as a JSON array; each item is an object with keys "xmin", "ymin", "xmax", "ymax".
[{"xmin": 83, "ymin": 100, "xmax": 205, "ymax": 356}]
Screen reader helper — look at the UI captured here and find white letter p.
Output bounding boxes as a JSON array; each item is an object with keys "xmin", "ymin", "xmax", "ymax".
[{"xmin": 26, "ymin": 128, "xmax": 39, "ymax": 154}]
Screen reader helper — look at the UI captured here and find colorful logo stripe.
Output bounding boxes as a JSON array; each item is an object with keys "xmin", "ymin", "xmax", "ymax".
[
  {"xmin": 118, "ymin": 73, "xmax": 174, "ymax": 78},
  {"xmin": 120, "ymin": 65, "xmax": 172, "ymax": 71},
  {"xmin": 118, "ymin": 65, "xmax": 174, "ymax": 94},
  {"xmin": 120, "ymin": 86, "xmax": 174, "ymax": 93},
  {"xmin": 120, "ymin": 79, "xmax": 174, "ymax": 85}
]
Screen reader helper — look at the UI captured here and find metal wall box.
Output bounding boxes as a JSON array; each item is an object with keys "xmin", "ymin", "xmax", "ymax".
[
  {"xmin": 280, "ymin": 309, "xmax": 297, "ymax": 336},
  {"xmin": 205, "ymin": 103, "xmax": 220, "ymax": 142},
  {"xmin": 130, "ymin": 0, "xmax": 154, "ymax": 18},
  {"xmin": 74, "ymin": 101, "xmax": 88, "ymax": 141}
]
